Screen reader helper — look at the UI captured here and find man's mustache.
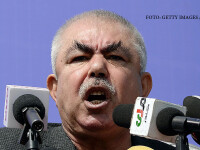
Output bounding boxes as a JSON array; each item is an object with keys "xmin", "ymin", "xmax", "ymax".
[{"xmin": 79, "ymin": 77, "xmax": 116, "ymax": 99}]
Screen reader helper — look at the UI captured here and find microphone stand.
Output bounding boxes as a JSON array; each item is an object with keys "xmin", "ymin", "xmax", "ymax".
[
  {"xmin": 175, "ymin": 133, "xmax": 189, "ymax": 150},
  {"xmin": 18, "ymin": 107, "xmax": 43, "ymax": 150},
  {"xmin": 19, "ymin": 123, "xmax": 42, "ymax": 150},
  {"xmin": 172, "ymin": 116, "xmax": 200, "ymax": 150}
]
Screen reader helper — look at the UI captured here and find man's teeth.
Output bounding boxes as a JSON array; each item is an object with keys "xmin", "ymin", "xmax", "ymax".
[
  {"xmin": 87, "ymin": 91, "xmax": 107, "ymax": 104},
  {"xmin": 90, "ymin": 91, "xmax": 105, "ymax": 96}
]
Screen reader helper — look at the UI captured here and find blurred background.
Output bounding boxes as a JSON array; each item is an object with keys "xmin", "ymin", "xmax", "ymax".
[{"xmin": 0, "ymin": 0, "xmax": 199, "ymax": 147}]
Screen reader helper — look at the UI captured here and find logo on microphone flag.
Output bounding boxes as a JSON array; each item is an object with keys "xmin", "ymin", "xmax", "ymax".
[{"xmin": 136, "ymin": 109, "xmax": 143, "ymax": 127}]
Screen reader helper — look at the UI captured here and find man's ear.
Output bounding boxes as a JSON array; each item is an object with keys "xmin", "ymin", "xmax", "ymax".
[
  {"xmin": 47, "ymin": 74, "xmax": 58, "ymax": 103},
  {"xmin": 141, "ymin": 72, "xmax": 152, "ymax": 97}
]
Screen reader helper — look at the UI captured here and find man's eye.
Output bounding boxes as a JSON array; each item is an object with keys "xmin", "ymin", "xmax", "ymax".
[
  {"xmin": 71, "ymin": 56, "xmax": 89, "ymax": 63},
  {"xmin": 107, "ymin": 55, "xmax": 125, "ymax": 61}
]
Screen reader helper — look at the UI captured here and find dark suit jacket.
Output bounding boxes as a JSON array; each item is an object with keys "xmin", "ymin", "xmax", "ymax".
[{"xmin": 0, "ymin": 123, "xmax": 177, "ymax": 150}]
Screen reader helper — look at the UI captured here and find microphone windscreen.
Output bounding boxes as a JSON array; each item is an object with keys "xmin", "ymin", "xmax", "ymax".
[
  {"xmin": 156, "ymin": 107, "xmax": 184, "ymax": 136},
  {"xmin": 13, "ymin": 94, "xmax": 45, "ymax": 125},
  {"xmin": 183, "ymin": 96, "xmax": 200, "ymax": 118},
  {"xmin": 112, "ymin": 104, "xmax": 134, "ymax": 129}
]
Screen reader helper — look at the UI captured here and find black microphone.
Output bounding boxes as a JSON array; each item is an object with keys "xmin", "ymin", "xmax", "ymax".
[
  {"xmin": 112, "ymin": 104, "xmax": 134, "ymax": 129},
  {"xmin": 183, "ymin": 96, "xmax": 200, "ymax": 145},
  {"xmin": 13, "ymin": 94, "xmax": 45, "ymax": 132},
  {"xmin": 156, "ymin": 107, "xmax": 184, "ymax": 136},
  {"xmin": 183, "ymin": 96, "xmax": 200, "ymax": 118},
  {"xmin": 156, "ymin": 107, "xmax": 200, "ymax": 135}
]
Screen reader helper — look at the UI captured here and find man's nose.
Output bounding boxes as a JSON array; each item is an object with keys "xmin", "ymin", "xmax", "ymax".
[{"xmin": 88, "ymin": 55, "xmax": 108, "ymax": 78}]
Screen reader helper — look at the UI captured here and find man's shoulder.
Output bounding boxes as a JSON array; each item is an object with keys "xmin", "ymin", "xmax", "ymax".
[
  {"xmin": 0, "ymin": 123, "xmax": 61, "ymax": 139},
  {"xmin": 0, "ymin": 126, "xmax": 24, "ymax": 149},
  {"xmin": 1, "ymin": 124, "xmax": 199, "ymax": 150},
  {"xmin": 0, "ymin": 126, "xmax": 22, "ymax": 140},
  {"xmin": 43, "ymin": 123, "xmax": 76, "ymax": 149}
]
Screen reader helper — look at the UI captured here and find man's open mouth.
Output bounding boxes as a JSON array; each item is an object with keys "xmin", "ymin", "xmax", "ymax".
[
  {"xmin": 87, "ymin": 91, "xmax": 107, "ymax": 104},
  {"xmin": 84, "ymin": 88, "xmax": 110, "ymax": 105}
]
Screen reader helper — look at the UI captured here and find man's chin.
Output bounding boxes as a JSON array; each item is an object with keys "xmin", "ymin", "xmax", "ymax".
[{"xmin": 78, "ymin": 116, "xmax": 114, "ymax": 132}]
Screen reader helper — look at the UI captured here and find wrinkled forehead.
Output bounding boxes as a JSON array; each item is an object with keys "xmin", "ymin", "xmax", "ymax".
[{"xmin": 60, "ymin": 17, "xmax": 136, "ymax": 52}]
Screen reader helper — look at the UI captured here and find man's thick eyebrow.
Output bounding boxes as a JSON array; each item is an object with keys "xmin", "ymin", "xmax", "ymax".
[
  {"xmin": 67, "ymin": 41, "xmax": 132, "ymax": 59},
  {"xmin": 103, "ymin": 41, "xmax": 132, "ymax": 58},
  {"xmin": 103, "ymin": 41, "xmax": 122, "ymax": 53},
  {"xmin": 68, "ymin": 41, "xmax": 93, "ymax": 54}
]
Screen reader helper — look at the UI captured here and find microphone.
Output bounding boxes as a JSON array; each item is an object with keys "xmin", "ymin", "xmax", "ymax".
[
  {"xmin": 113, "ymin": 104, "xmax": 134, "ymax": 129},
  {"xmin": 113, "ymin": 97, "xmax": 186, "ymax": 143},
  {"xmin": 13, "ymin": 94, "xmax": 45, "ymax": 131},
  {"xmin": 183, "ymin": 96, "xmax": 200, "ymax": 118},
  {"xmin": 156, "ymin": 107, "xmax": 184, "ymax": 136},
  {"xmin": 156, "ymin": 107, "xmax": 200, "ymax": 135},
  {"xmin": 183, "ymin": 96, "xmax": 200, "ymax": 145},
  {"xmin": 3, "ymin": 85, "xmax": 49, "ymax": 130}
]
